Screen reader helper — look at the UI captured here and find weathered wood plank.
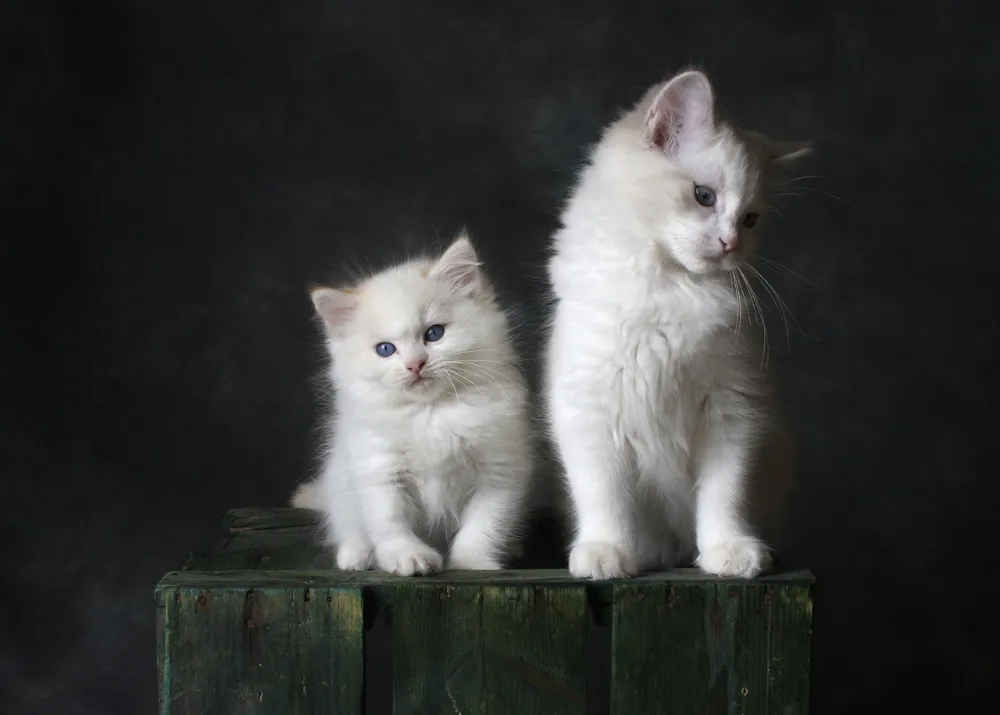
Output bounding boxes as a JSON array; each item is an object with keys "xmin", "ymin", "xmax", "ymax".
[
  {"xmin": 159, "ymin": 508, "xmax": 815, "ymax": 714},
  {"xmin": 611, "ymin": 582, "xmax": 716, "ymax": 714},
  {"xmin": 764, "ymin": 583, "xmax": 812, "ymax": 714},
  {"xmin": 393, "ymin": 583, "xmax": 483, "ymax": 714},
  {"xmin": 610, "ymin": 580, "xmax": 813, "ymax": 715},
  {"xmin": 184, "ymin": 540, "xmax": 331, "ymax": 571},
  {"xmin": 393, "ymin": 583, "xmax": 588, "ymax": 714},
  {"xmin": 158, "ymin": 585, "xmax": 363, "ymax": 715},
  {"xmin": 164, "ymin": 567, "xmax": 814, "ymax": 588},
  {"xmin": 225, "ymin": 507, "xmax": 321, "ymax": 532},
  {"xmin": 723, "ymin": 584, "xmax": 769, "ymax": 714},
  {"xmin": 481, "ymin": 585, "xmax": 588, "ymax": 714}
]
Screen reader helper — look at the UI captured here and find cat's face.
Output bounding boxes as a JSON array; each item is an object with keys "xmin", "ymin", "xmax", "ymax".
[
  {"xmin": 621, "ymin": 71, "xmax": 810, "ymax": 275},
  {"xmin": 656, "ymin": 129, "xmax": 768, "ymax": 274},
  {"xmin": 312, "ymin": 237, "xmax": 507, "ymax": 403}
]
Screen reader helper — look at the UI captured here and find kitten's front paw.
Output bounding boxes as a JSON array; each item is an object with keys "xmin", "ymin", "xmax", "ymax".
[
  {"xmin": 335, "ymin": 542, "xmax": 373, "ymax": 571},
  {"xmin": 569, "ymin": 542, "xmax": 637, "ymax": 580},
  {"xmin": 696, "ymin": 538, "xmax": 773, "ymax": 578},
  {"xmin": 375, "ymin": 539, "xmax": 444, "ymax": 576}
]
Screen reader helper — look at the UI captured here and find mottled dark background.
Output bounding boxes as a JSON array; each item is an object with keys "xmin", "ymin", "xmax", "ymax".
[{"xmin": 2, "ymin": 0, "xmax": 995, "ymax": 713}]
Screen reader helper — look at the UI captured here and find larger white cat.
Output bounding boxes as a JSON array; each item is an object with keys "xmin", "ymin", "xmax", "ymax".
[
  {"xmin": 545, "ymin": 69, "xmax": 809, "ymax": 580},
  {"xmin": 292, "ymin": 235, "xmax": 533, "ymax": 575}
]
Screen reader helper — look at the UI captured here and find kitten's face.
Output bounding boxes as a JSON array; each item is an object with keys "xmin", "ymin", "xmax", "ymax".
[
  {"xmin": 619, "ymin": 70, "xmax": 809, "ymax": 276},
  {"xmin": 313, "ymin": 237, "xmax": 506, "ymax": 403}
]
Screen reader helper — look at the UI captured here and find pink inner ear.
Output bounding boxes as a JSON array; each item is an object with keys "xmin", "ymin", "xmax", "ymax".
[
  {"xmin": 647, "ymin": 71, "xmax": 715, "ymax": 152},
  {"xmin": 312, "ymin": 288, "xmax": 357, "ymax": 328},
  {"xmin": 430, "ymin": 237, "xmax": 481, "ymax": 295},
  {"xmin": 651, "ymin": 122, "xmax": 669, "ymax": 150}
]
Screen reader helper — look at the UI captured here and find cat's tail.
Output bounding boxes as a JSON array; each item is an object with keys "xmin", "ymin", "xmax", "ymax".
[{"xmin": 289, "ymin": 479, "xmax": 323, "ymax": 510}]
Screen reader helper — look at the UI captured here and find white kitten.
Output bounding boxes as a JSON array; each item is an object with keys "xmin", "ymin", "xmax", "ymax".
[
  {"xmin": 544, "ymin": 69, "xmax": 809, "ymax": 580},
  {"xmin": 291, "ymin": 235, "xmax": 534, "ymax": 575}
]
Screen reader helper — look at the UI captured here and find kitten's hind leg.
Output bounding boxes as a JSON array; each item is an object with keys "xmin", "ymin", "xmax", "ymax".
[
  {"xmin": 315, "ymin": 463, "xmax": 375, "ymax": 572},
  {"xmin": 634, "ymin": 527, "xmax": 682, "ymax": 573},
  {"xmin": 361, "ymin": 469, "xmax": 444, "ymax": 577},
  {"xmin": 448, "ymin": 483, "xmax": 528, "ymax": 571},
  {"xmin": 325, "ymin": 490, "xmax": 374, "ymax": 571},
  {"xmin": 290, "ymin": 479, "xmax": 322, "ymax": 509},
  {"xmin": 335, "ymin": 540, "xmax": 374, "ymax": 571}
]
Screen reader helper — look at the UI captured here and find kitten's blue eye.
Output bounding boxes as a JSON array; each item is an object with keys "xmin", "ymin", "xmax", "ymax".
[
  {"xmin": 424, "ymin": 324, "xmax": 445, "ymax": 342},
  {"xmin": 375, "ymin": 342, "xmax": 396, "ymax": 357},
  {"xmin": 693, "ymin": 184, "xmax": 716, "ymax": 207}
]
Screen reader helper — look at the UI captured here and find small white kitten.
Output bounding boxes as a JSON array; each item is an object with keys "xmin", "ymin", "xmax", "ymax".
[
  {"xmin": 545, "ymin": 69, "xmax": 809, "ymax": 580},
  {"xmin": 291, "ymin": 235, "xmax": 533, "ymax": 575}
]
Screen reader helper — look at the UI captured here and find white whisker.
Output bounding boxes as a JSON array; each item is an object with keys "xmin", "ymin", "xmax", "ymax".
[
  {"xmin": 758, "ymin": 256, "xmax": 820, "ymax": 289},
  {"xmin": 738, "ymin": 267, "xmax": 768, "ymax": 368}
]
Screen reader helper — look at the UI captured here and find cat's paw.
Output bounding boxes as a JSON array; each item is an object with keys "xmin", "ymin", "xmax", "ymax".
[
  {"xmin": 569, "ymin": 542, "xmax": 637, "ymax": 580},
  {"xmin": 375, "ymin": 539, "xmax": 443, "ymax": 576},
  {"xmin": 696, "ymin": 538, "xmax": 772, "ymax": 578},
  {"xmin": 335, "ymin": 542, "xmax": 373, "ymax": 571}
]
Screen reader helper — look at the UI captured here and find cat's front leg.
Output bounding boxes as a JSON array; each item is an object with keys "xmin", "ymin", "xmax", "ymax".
[
  {"xmin": 357, "ymin": 461, "xmax": 443, "ymax": 576},
  {"xmin": 692, "ymin": 404, "xmax": 772, "ymax": 578},
  {"xmin": 550, "ymin": 402, "xmax": 639, "ymax": 579}
]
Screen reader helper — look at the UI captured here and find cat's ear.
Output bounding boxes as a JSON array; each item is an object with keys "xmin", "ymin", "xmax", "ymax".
[
  {"xmin": 429, "ymin": 235, "xmax": 482, "ymax": 297},
  {"xmin": 646, "ymin": 70, "xmax": 715, "ymax": 154},
  {"xmin": 766, "ymin": 139, "xmax": 813, "ymax": 165},
  {"xmin": 311, "ymin": 287, "xmax": 357, "ymax": 329}
]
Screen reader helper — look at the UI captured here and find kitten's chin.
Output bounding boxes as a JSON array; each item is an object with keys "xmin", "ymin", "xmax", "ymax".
[{"xmin": 395, "ymin": 376, "xmax": 447, "ymax": 402}]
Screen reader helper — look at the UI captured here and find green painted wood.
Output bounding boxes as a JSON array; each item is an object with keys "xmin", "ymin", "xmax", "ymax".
[
  {"xmin": 158, "ymin": 507, "xmax": 815, "ymax": 714},
  {"xmin": 764, "ymin": 583, "xmax": 813, "ymax": 714},
  {"xmin": 226, "ymin": 507, "xmax": 321, "ymax": 532},
  {"xmin": 611, "ymin": 582, "xmax": 715, "ymax": 713},
  {"xmin": 393, "ymin": 583, "xmax": 588, "ymax": 715},
  {"xmin": 157, "ymin": 585, "xmax": 364, "ymax": 715},
  {"xmin": 610, "ymin": 581, "xmax": 813, "ymax": 715},
  {"xmin": 184, "ymin": 539, "xmax": 331, "ymax": 571},
  {"xmin": 159, "ymin": 568, "xmax": 813, "ymax": 618}
]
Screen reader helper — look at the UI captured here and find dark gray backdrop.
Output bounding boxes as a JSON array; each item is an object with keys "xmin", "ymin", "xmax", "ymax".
[{"xmin": 2, "ymin": 0, "xmax": 995, "ymax": 713}]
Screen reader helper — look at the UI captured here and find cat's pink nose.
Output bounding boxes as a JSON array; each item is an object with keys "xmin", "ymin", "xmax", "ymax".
[
  {"xmin": 719, "ymin": 234, "xmax": 739, "ymax": 254},
  {"xmin": 406, "ymin": 359, "xmax": 426, "ymax": 376}
]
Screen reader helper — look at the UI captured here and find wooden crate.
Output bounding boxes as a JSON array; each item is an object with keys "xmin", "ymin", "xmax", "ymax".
[{"xmin": 156, "ymin": 508, "xmax": 814, "ymax": 715}]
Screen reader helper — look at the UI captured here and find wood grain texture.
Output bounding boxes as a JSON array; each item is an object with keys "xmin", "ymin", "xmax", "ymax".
[
  {"xmin": 158, "ymin": 585, "xmax": 363, "ymax": 715},
  {"xmin": 393, "ymin": 583, "xmax": 588, "ymax": 715},
  {"xmin": 163, "ymin": 567, "xmax": 812, "ymax": 591},
  {"xmin": 158, "ymin": 508, "xmax": 815, "ymax": 714},
  {"xmin": 610, "ymin": 581, "xmax": 813, "ymax": 715}
]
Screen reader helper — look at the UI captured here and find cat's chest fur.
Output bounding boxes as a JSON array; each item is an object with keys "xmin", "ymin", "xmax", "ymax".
[
  {"xmin": 566, "ymin": 263, "xmax": 737, "ymax": 393},
  {"xmin": 554, "ymin": 256, "xmax": 739, "ymax": 476},
  {"xmin": 381, "ymin": 397, "xmax": 508, "ymax": 530},
  {"xmin": 618, "ymin": 280, "xmax": 734, "ymax": 465}
]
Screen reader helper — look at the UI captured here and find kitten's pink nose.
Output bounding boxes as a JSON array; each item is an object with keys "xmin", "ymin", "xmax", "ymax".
[
  {"xmin": 719, "ymin": 234, "xmax": 739, "ymax": 254},
  {"xmin": 406, "ymin": 359, "xmax": 426, "ymax": 376}
]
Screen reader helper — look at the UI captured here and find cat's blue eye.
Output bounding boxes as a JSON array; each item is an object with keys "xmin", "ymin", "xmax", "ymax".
[
  {"xmin": 375, "ymin": 342, "xmax": 396, "ymax": 357},
  {"xmin": 424, "ymin": 324, "xmax": 445, "ymax": 343},
  {"xmin": 693, "ymin": 184, "xmax": 716, "ymax": 207}
]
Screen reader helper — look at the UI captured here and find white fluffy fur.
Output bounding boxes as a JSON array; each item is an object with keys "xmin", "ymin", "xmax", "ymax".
[
  {"xmin": 291, "ymin": 235, "xmax": 533, "ymax": 575},
  {"xmin": 544, "ymin": 69, "xmax": 809, "ymax": 580}
]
